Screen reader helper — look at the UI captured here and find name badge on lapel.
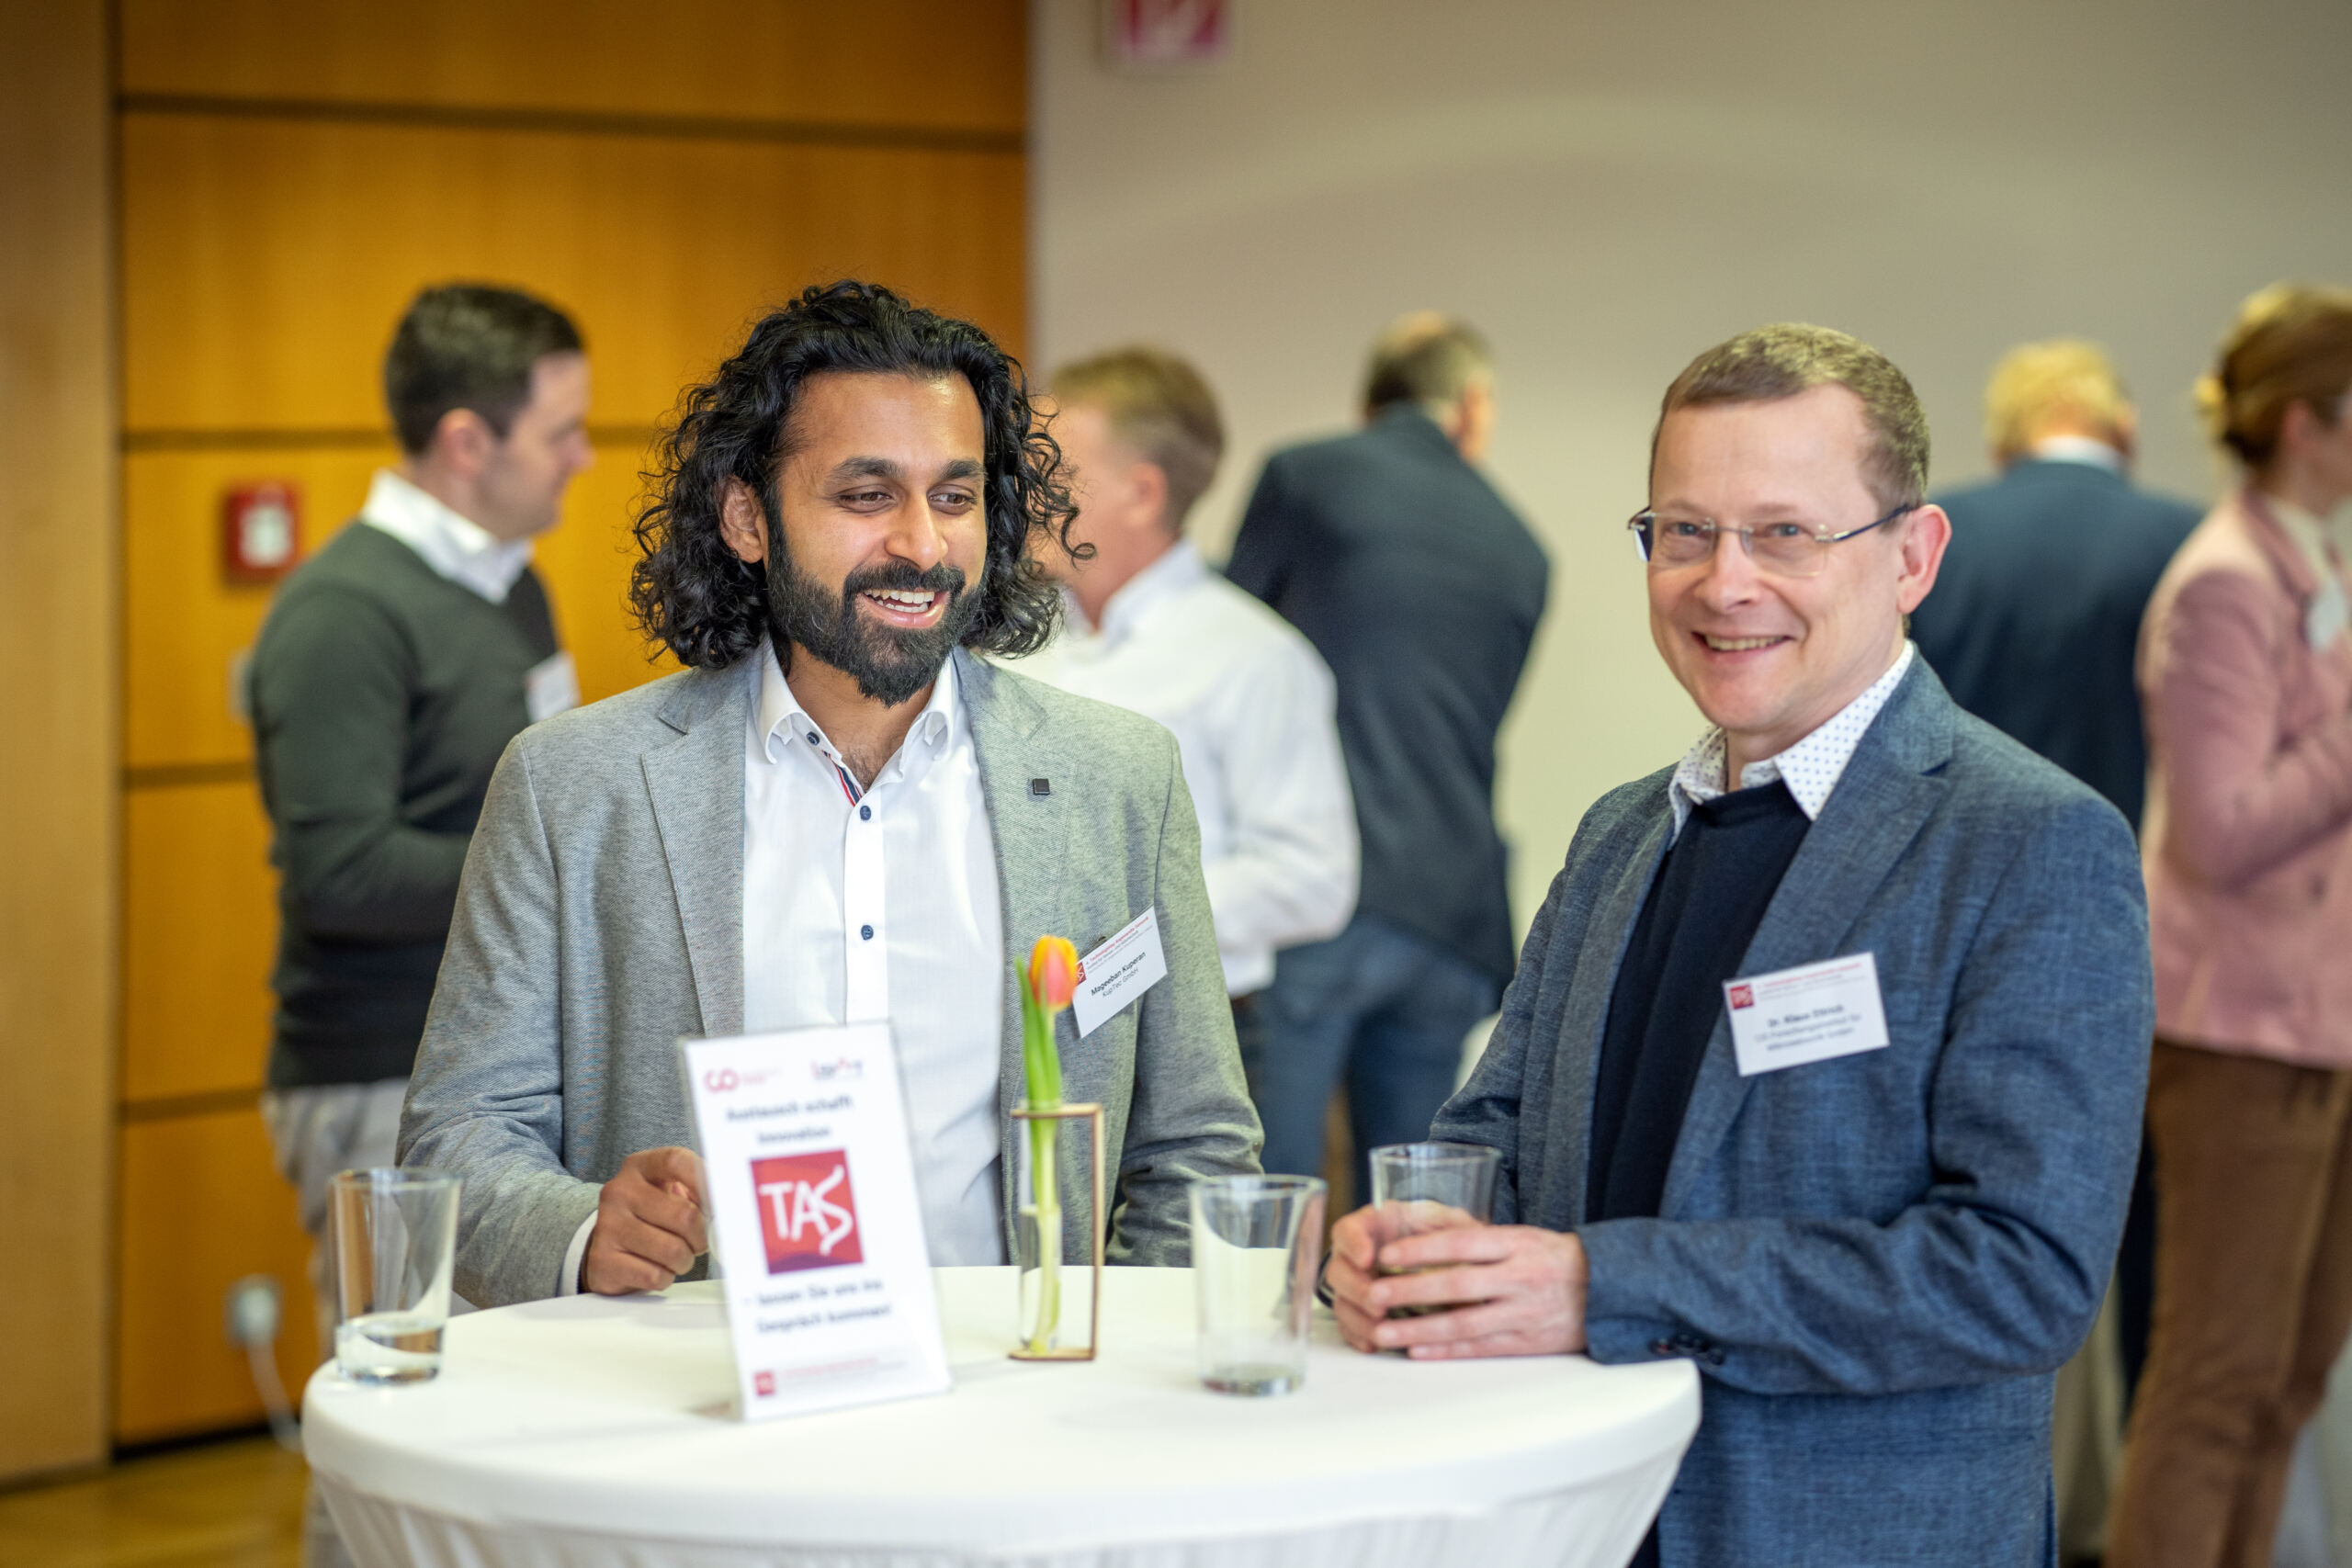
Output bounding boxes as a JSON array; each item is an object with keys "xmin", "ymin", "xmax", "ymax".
[
  {"xmin": 1069, "ymin": 908, "xmax": 1168, "ymax": 1037},
  {"xmin": 1724, "ymin": 953, "xmax": 1892, "ymax": 1077}
]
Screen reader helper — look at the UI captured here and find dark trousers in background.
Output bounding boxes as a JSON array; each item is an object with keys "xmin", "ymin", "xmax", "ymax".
[
  {"xmin": 1239, "ymin": 913, "xmax": 1501, "ymax": 1209},
  {"xmin": 2107, "ymin": 1040, "xmax": 2352, "ymax": 1568}
]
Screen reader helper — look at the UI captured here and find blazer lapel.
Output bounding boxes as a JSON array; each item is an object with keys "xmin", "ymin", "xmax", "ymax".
[
  {"xmin": 957, "ymin": 652, "xmax": 1070, "ymax": 1231},
  {"xmin": 1657, "ymin": 661, "xmax": 1953, "ymax": 1219},
  {"xmin": 1537, "ymin": 807, "xmax": 1672, "ymax": 1232},
  {"xmin": 639, "ymin": 663, "xmax": 751, "ymax": 1040}
]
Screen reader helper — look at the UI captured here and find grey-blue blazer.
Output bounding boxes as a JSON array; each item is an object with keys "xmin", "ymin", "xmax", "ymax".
[
  {"xmin": 1434, "ymin": 660, "xmax": 2152, "ymax": 1567},
  {"xmin": 400, "ymin": 648, "xmax": 1263, "ymax": 1307}
]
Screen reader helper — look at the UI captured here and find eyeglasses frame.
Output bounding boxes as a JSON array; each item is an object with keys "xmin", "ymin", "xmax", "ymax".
[{"xmin": 1626, "ymin": 501, "xmax": 1917, "ymax": 577}]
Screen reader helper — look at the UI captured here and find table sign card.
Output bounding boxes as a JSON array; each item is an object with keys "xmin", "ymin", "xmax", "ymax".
[{"xmin": 681, "ymin": 1023, "xmax": 951, "ymax": 1422}]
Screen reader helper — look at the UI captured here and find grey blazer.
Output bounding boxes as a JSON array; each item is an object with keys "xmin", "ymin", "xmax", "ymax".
[
  {"xmin": 399, "ymin": 649, "xmax": 1263, "ymax": 1307},
  {"xmin": 1435, "ymin": 660, "xmax": 2153, "ymax": 1568}
]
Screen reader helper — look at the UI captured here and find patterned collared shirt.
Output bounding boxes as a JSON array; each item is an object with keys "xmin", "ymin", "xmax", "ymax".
[{"xmin": 1668, "ymin": 643, "xmax": 1917, "ymax": 837}]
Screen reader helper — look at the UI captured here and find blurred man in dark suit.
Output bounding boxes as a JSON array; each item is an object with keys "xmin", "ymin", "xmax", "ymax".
[
  {"xmin": 1909, "ymin": 339, "xmax": 2199, "ymax": 829},
  {"xmin": 1908, "ymin": 338, "xmax": 2199, "ymax": 1411},
  {"xmin": 1226, "ymin": 313, "xmax": 1549, "ymax": 1203}
]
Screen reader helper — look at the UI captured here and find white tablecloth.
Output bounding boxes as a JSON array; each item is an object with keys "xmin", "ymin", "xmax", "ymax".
[{"xmin": 305, "ymin": 1266, "xmax": 1697, "ymax": 1568}]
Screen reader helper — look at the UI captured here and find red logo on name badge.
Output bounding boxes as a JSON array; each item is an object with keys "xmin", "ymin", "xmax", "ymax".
[
  {"xmin": 1728, "ymin": 984, "xmax": 1756, "ymax": 1010},
  {"xmin": 753, "ymin": 1370, "xmax": 776, "ymax": 1397},
  {"xmin": 752, "ymin": 1151, "xmax": 863, "ymax": 1273},
  {"xmin": 1074, "ymin": 959, "xmax": 1088, "ymax": 984}
]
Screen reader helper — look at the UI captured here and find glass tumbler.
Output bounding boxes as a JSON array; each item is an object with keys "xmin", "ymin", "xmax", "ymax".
[
  {"xmin": 1366, "ymin": 1143, "xmax": 1499, "ymax": 1317},
  {"xmin": 328, "ymin": 1168, "xmax": 461, "ymax": 1384},
  {"xmin": 1190, "ymin": 1174, "xmax": 1328, "ymax": 1396}
]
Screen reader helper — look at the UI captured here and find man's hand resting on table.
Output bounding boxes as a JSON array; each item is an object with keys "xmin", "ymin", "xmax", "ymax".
[
  {"xmin": 1327, "ymin": 1202, "xmax": 1590, "ymax": 1359},
  {"xmin": 582, "ymin": 1146, "xmax": 709, "ymax": 1295}
]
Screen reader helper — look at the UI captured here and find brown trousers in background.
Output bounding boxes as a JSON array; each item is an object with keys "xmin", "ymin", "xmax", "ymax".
[{"xmin": 2106, "ymin": 1040, "xmax": 2352, "ymax": 1568}]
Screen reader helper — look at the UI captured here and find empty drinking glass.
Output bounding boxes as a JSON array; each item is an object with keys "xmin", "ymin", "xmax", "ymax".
[
  {"xmin": 328, "ymin": 1168, "xmax": 460, "ymax": 1384},
  {"xmin": 1191, "ymin": 1175, "xmax": 1327, "ymax": 1396}
]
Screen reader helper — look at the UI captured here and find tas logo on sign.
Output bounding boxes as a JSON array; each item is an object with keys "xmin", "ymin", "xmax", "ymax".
[
  {"xmin": 1727, "ymin": 984, "xmax": 1756, "ymax": 1010},
  {"xmin": 752, "ymin": 1150, "xmax": 863, "ymax": 1273},
  {"xmin": 753, "ymin": 1370, "xmax": 776, "ymax": 1398}
]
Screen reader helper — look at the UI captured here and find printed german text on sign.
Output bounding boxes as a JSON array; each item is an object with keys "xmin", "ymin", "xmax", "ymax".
[{"xmin": 682, "ymin": 1023, "xmax": 950, "ymax": 1421}]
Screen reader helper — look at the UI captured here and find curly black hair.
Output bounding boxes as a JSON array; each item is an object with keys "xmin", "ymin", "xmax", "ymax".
[{"xmin": 629, "ymin": 280, "xmax": 1079, "ymax": 669}]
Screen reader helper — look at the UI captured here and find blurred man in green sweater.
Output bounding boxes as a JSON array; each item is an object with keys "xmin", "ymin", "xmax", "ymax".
[{"xmin": 247, "ymin": 280, "xmax": 591, "ymax": 1567}]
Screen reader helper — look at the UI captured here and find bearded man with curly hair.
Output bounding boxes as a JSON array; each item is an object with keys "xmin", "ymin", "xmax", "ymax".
[{"xmin": 401, "ymin": 282, "xmax": 1263, "ymax": 1305}]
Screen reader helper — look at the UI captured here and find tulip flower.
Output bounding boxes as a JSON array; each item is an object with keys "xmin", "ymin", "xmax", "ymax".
[
  {"xmin": 1029, "ymin": 936, "xmax": 1080, "ymax": 1014},
  {"xmin": 1019, "ymin": 934, "xmax": 1080, "ymax": 1352}
]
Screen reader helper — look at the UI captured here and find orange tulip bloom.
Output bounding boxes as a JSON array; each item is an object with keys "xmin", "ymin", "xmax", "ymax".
[{"xmin": 1028, "ymin": 936, "xmax": 1080, "ymax": 1012}]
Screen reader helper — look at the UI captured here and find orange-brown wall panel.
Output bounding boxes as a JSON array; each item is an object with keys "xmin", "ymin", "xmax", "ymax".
[
  {"xmin": 123, "ymin": 452, "xmax": 370, "ymax": 770},
  {"xmin": 115, "ymin": 1108, "xmax": 321, "ymax": 1445},
  {"xmin": 1, "ymin": 0, "xmax": 112, "ymax": 1483},
  {"xmin": 119, "ymin": 0, "xmax": 1024, "ymax": 136},
  {"xmin": 125, "ymin": 442, "xmax": 672, "ymax": 770},
  {"xmin": 122, "ymin": 783, "xmax": 277, "ymax": 1105},
  {"xmin": 122, "ymin": 114, "xmax": 1027, "ymax": 434}
]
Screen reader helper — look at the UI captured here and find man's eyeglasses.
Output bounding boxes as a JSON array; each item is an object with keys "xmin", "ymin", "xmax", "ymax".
[{"xmin": 1627, "ymin": 502, "xmax": 1916, "ymax": 579}]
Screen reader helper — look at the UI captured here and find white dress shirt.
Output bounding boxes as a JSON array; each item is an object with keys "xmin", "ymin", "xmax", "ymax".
[
  {"xmin": 1016, "ymin": 541, "xmax": 1358, "ymax": 994},
  {"xmin": 560, "ymin": 646, "xmax": 1007, "ymax": 1293},
  {"xmin": 1668, "ymin": 643, "xmax": 1917, "ymax": 837},
  {"xmin": 2026, "ymin": 434, "xmax": 2126, "ymax": 473},
  {"xmin": 357, "ymin": 468, "xmax": 537, "ymax": 604}
]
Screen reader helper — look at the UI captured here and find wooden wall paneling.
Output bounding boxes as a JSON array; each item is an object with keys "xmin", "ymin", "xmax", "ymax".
[
  {"xmin": 121, "ymin": 783, "xmax": 277, "ymax": 1107},
  {"xmin": 114, "ymin": 1108, "xmax": 321, "ymax": 1446},
  {"xmin": 120, "ymin": 115, "xmax": 1028, "ymax": 434},
  {"xmin": 122, "ymin": 450, "xmax": 375, "ymax": 771},
  {"xmin": 117, "ymin": 0, "xmax": 1025, "ymax": 135},
  {"xmin": 125, "ymin": 441, "xmax": 676, "ymax": 774},
  {"xmin": 0, "ymin": 0, "xmax": 114, "ymax": 1483}
]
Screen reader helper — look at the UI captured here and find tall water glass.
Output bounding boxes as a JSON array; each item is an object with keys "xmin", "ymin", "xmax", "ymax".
[
  {"xmin": 1367, "ymin": 1143, "xmax": 1498, "ymax": 1317},
  {"xmin": 1191, "ymin": 1175, "xmax": 1327, "ymax": 1396},
  {"xmin": 329, "ymin": 1168, "xmax": 460, "ymax": 1384}
]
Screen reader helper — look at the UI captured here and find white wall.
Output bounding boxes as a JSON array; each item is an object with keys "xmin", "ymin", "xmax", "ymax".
[{"xmin": 1032, "ymin": 0, "xmax": 2352, "ymax": 939}]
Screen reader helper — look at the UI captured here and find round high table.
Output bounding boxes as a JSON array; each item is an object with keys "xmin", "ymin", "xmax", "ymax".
[{"xmin": 304, "ymin": 1267, "xmax": 1698, "ymax": 1568}]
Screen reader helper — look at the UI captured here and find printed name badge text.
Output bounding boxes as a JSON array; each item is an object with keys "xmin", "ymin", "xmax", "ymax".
[
  {"xmin": 1723, "ymin": 952, "xmax": 1892, "ymax": 1077},
  {"xmin": 1070, "ymin": 908, "xmax": 1170, "ymax": 1037}
]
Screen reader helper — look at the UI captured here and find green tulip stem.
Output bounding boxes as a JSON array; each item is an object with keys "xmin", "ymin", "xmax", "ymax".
[{"xmin": 1019, "ymin": 977, "xmax": 1068, "ymax": 1355}]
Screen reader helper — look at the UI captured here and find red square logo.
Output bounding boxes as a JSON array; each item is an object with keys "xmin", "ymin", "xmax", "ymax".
[
  {"xmin": 752, "ymin": 1150, "xmax": 863, "ymax": 1273},
  {"xmin": 1727, "ymin": 984, "xmax": 1756, "ymax": 1010},
  {"xmin": 752, "ymin": 1370, "xmax": 776, "ymax": 1398}
]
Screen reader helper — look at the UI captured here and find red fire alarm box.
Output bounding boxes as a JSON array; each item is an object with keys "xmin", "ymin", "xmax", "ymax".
[{"xmin": 223, "ymin": 482, "xmax": 301, "ymax": 582}]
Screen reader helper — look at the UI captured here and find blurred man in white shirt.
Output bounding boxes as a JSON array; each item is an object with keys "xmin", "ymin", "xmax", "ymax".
[{"xmin": 1021, "ymin": 347, "xmax": 1357, "ymax": 1013}]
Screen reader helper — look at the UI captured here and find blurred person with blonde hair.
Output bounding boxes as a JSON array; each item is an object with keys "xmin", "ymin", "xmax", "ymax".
[
  {"xmin": 2107, "ymin": 284, "xmax": 2352, "ymax": 1568},
  {"xmin": 1910, "ymin": 339, "xmax": 2200, "ymax": 831},
  {"xmin": 1908, "ymin": 341, "xmax": 2199, "ymax": 1422},
  {"xmin": 1020, "ymin": 346, "xmax": 1357, "ymax": 1010}
]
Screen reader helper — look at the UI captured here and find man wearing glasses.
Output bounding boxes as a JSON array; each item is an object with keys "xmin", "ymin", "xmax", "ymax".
[{"xmin": 1323, "ymin": 324, "xmax": 2154, "ymax": 1566}]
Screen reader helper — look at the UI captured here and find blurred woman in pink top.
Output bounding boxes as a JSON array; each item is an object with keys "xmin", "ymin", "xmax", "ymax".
[{"xmin": 2109, "ymin": 284, "xmax": 2352, "ymax": 1568}]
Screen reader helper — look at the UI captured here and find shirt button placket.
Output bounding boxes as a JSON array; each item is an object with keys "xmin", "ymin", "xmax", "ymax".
[{"xmin": 842, "ymin": 791, "xmax": 887, "ymax": 1022}]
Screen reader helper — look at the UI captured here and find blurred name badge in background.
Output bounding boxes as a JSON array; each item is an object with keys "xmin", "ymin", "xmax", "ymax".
[{"xmin": 682, "ymin": 1023, "xmax": 950, "ymax": 1422}]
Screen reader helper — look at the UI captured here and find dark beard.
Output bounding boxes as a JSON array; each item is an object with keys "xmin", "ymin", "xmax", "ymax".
[{"xmin": 763, "ymin": 548, "xmax": 982, "ymax": 707}]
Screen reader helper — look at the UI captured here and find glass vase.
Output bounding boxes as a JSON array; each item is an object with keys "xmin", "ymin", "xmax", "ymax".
[{"xmin": 1011, "ymin": 1100, "xmax": 1104, "ymax": 1360}]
